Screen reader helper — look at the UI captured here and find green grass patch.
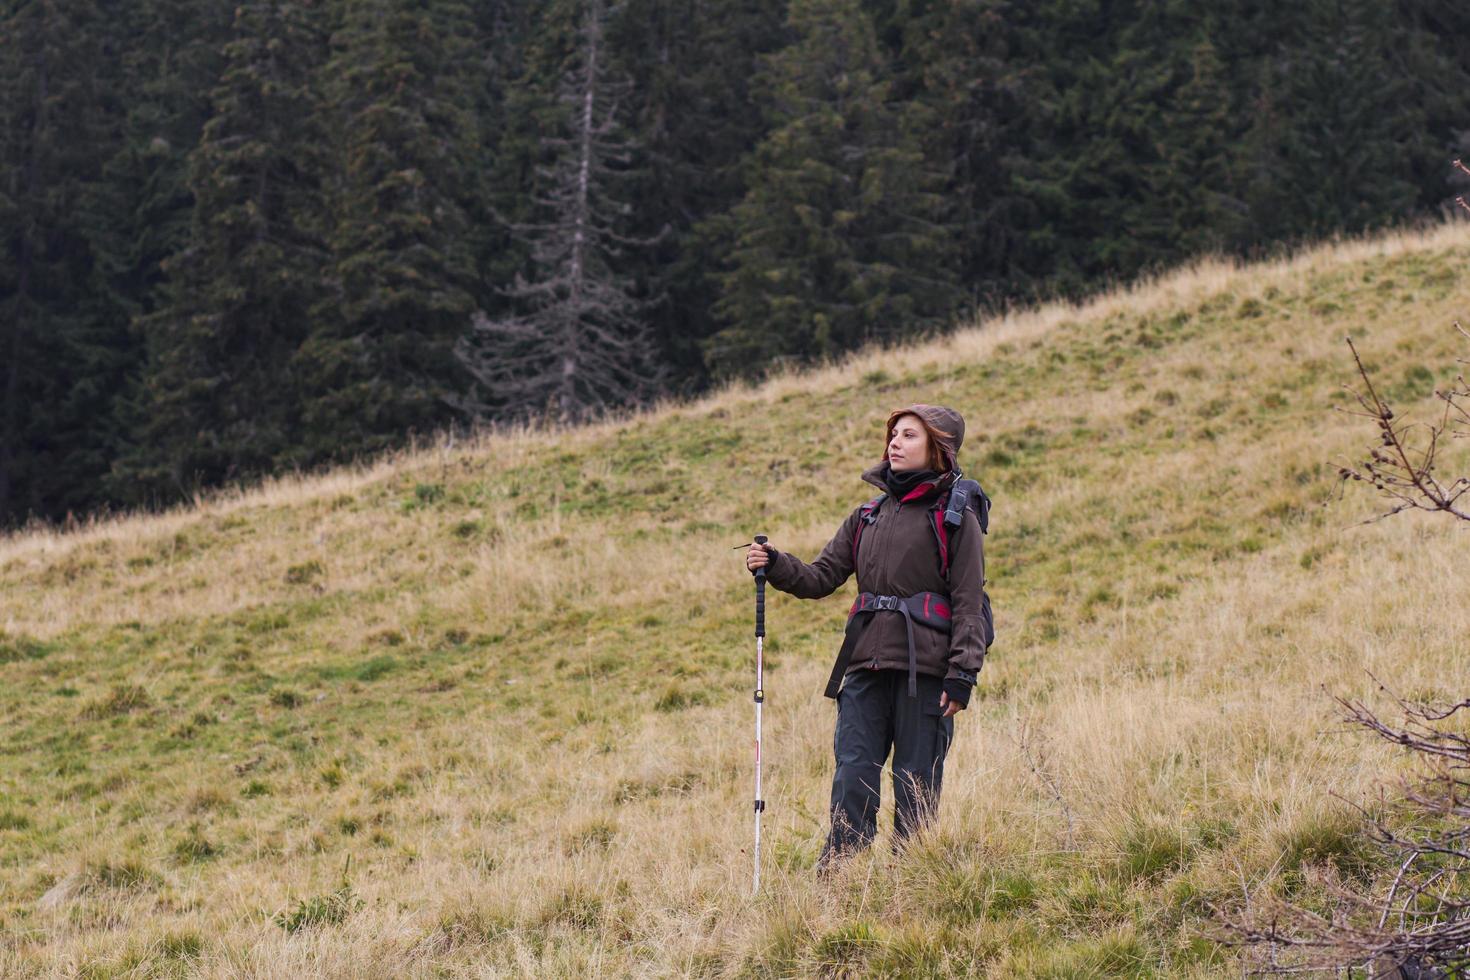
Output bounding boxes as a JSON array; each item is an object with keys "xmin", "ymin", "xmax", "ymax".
[
  {"xmin": 1027, "ymin": 929, "xmax": 1150, "ymax": 978},
  {"xmin": 1114, "ymin": 822, "xmax": 1194, "ymax": 882},
  {"xmin": 537, "ymin": 887, "xmax": 603, "ymax": 931},
  {"xmin": 83, "ymin": 858, "xmax": 159, "ymax": 893},
  {"xmin": 274, "ymin": 884, "xmax": 363, "ymax": 932},
  {"xmin": 172, "ymin": 826, "xmax": 221, "ymax": 863},
  {"xmin": 433, "ymin": 905, "xmax": 513, "ymax": 947},
  {"xmin": 284, "ymin": 560, "xmax": 324, "ymax": 585},
  {"xmin": 812, "ymin": 921, "xmax": 883, "ymax": 974},
  {"xmin": 1276, "ymin": 808, "xmax": 1373, "ymax": 884},
  {"xmin": 653, "ymin": 684, "xmax": 709, "ymax": 712},
  {"xmin": 155, "ymin": 930, "xmax": 205, "ymax": 961},
  {"xmin": 1392, "ymin": 363, "xmax": 1437, "ymax": 400},
  {"xmin": 79, "ymin": 685, "xmax": 151, "ymax": 719},
  {"xmin": 450, "ymin": 519, "xmax": 483, "ymax": 539},
  {"xmin": 562, "ymin": 819, "xmax": 616, "ymax": 854},
  {"xmin": 0, "ymin": 810, "xmax": 31, "ymax": 830},
  {"xmin": 353, "ymin": 655, "xmax": 398, "ymax": 682},
  {"xmin": 987, "ymin": 869, "xmax": 1041, "ymax": 914},
  {"xmin": 0, "ymin": 631, "xmax": 53, "ymax": 663},
  {"xmin": 317, "ymin": 654, "xmax": 399, "ymax": 683}
]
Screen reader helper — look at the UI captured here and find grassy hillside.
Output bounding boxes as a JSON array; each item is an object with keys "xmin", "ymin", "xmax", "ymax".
[{"xmin": 2, "ymin": 224, "xmax": 1468, "ymax": 978}]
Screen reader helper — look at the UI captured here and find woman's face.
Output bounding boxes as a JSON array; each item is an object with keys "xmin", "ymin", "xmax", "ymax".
[{"xmin": 887, "ymin": 414, "xmax": 930, "ymax": 472}]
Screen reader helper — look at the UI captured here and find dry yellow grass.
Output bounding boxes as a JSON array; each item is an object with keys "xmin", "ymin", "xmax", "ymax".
[{"xmin": 1, "ymin": 221, "xmax": 1468, "ymax": 977}]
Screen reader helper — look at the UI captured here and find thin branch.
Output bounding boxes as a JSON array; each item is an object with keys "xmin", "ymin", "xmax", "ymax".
[
  {"xmin": 1014, "ymin": 719, "xmax": 1076, "ymax": 850},
  {"xmin": 1335, "ymin": 334, "xmax": 1470, "ymax": 523}
]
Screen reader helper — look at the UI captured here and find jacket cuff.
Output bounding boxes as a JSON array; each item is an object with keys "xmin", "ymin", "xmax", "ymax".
[
  {"xmin": 762, "ymin": 547, "xmax": 787, "ymax": 585},
  {"xmin": 942, "ymin": 677, "xmax": 973, "ymax": 709}
]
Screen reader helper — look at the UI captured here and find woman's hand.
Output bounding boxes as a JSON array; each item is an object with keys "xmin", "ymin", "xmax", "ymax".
[
  {"xmin": 939, "ymin": 691, "xmax": 964, "ymax": 718},
  {"xmin": 746, "ymin": 542, "xmax": 773, "ymax": 573}
]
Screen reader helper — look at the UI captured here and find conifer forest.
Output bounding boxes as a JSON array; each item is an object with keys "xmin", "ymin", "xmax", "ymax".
[{"xmin": 3, "ymin": 0, "xmax": 1469, "ymax": 527}]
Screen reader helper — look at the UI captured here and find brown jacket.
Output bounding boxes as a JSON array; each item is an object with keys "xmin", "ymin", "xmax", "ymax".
[{"xmin": 766, "ymin": 462, "xmax": 992, "ymax": 685}]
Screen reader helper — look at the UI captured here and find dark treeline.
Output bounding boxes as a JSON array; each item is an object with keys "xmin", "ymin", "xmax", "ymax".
[{"xmin": 4, "ymin": 0, "xmax": 1469, "ymax": 526}]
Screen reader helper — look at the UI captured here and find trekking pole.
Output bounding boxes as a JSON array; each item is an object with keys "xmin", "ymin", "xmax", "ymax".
[{"xmin": 751, "ymin": 533, "xmax": 768, "ymax": 896}]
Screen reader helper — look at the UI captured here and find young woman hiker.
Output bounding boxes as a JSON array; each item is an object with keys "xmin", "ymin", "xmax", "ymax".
[{"xmin": 746, "ymin": 405, "xmax": 993, "ymax": 867}]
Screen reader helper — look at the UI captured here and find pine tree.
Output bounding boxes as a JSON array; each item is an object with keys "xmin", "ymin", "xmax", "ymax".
[
  {"xmin": 706, "ymin": 0, "xmax": 957, "ymax": 379},
  {"xmin": 1003, "ymin": 0, "xmax": 1168, "ymax": 291},
  {"xmin": 115, "ymin": 0, "xmax": 329, "ymax": 503},
  {"xmin": 1237, "ymin": 0, "xmax": 1430, "ymax": 247},
  {"xmin": 0, "ymin": 0, "xmax": 112, "ymax": 525},
  {"xmin": 605, "ymin": 0, "xmax": 788, "ymax": 390},
  {"xmin": 1109, "ymin": 4, "xmax": 1246, "ymax": 267},
  {"xmin": 999, "ymin": 1, "xmax": 1250, "ymax": 290},
  {"xmin": 91, "ymin": 0, "xmax": 230, "ymax": 509},
  {"xmin": 886, "ymin": 0, "xmax": 1035, "ymax": 305},
  {"xmin": 457, "ymin": 0, "xmax": 662, "ymax": 424},
  {"xmin": 462, "ymin": 0, "xmax": 530, "ymax": 342},
  {"xmin": 292, "ymin": 0, "xmax": 482, "ymax": 464},
  {"xmin": 1145, "ymin": 34, "xmax": 1241, "ymax": 257}
]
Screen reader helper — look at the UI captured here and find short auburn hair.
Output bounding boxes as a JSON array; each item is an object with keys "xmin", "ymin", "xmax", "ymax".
[{"xmin": 885, "ymin": 409, "xmax": 953, "ymax": 472}]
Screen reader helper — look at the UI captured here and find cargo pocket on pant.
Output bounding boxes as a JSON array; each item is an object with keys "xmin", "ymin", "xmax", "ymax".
[
  {"xmin": 832, "ymin": 682, "xmax": 853, "ymax": 766},
  {"xmin": 936, "ymin": 716, "xmax": 953, "ymax": 763},
  {"xmin": 920, "ymin": 697, "xmax": 952, "ymax": 778}
]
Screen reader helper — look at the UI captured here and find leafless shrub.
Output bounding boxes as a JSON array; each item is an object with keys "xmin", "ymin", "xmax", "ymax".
[
  {"xmin": 1226, "ymin": 681, "xmax": 1470, "ymax": 977},
  {"xmin": 1226, "ymin": 329, "xmax": 1470, "ymax": 977},
  {"xmin": 1334, "ymin": 331, "xmax": 1470, "ymax": 524}
]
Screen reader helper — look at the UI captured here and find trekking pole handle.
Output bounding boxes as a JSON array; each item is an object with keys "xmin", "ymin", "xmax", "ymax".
[{"xmin": 753, "ymin": 534, "xmax": 767, "ymax": 637}]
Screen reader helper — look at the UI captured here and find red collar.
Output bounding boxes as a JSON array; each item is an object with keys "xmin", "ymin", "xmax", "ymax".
[{"xmin": 900, "ymin": 483, "xmax": 936, "ymax": 503}]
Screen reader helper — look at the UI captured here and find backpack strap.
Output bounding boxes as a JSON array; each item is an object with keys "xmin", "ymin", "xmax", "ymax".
[
  {"xmin": 850, "ymin": 493, "xmax": 887, "ymax": 569},
  {"xmin": 930, "ymin": 501, "xmax": 951, "ymax": 579},
  {"xmin": 930, "ymin": 478, "xmax": 991, "ymax": 579}
]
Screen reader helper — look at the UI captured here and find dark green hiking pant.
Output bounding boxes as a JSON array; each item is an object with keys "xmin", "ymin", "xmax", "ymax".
[{"xmin": 821, "ymin": 668, "xmax": 954, "ymax": 863}]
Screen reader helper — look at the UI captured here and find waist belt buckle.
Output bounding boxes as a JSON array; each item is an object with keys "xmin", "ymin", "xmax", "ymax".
[{"xmin": 873, "ymin": 595, "xmax": 900, "ymax": 612}]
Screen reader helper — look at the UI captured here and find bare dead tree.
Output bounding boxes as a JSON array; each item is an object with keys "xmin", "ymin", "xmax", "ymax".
[
  {"xmin": 1224, "ymin": 329, "xmax": 1470, "ymax": 977},
  {"xmin": 455, "ymin": 0, "xmax": 664, "ymax": 425},
  {"xmin": 1334, "ymin": 332, "xmax": 1470, "ymax": 524}
]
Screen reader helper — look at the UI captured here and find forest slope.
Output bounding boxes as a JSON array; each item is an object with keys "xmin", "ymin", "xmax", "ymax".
[{"xmin": 1, "ymin": 224, "xmax": 1468, "ymax": 977}]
